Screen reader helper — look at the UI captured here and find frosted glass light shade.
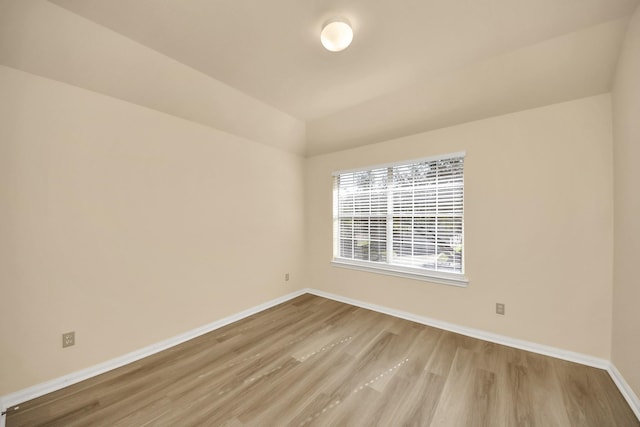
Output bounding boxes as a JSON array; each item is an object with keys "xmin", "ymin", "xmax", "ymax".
[{"xmin": 321, "ymin": 20, "xmax": 353, "ymax": 52}]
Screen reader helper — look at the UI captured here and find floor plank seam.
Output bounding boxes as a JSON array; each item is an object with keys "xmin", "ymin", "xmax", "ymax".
[{"xmin": 297, "ymin": 336, "xmax": 353, "ymax": 362}]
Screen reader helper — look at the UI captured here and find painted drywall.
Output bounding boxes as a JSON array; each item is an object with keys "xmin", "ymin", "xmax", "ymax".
[
  {"xmin": 0, "ymin": 1, "xmax": 305, "ymax": 155},
  {"xmin": 612, "ymin": 4, "xmax": 640, "ymax": 399},
  {"xmin": 0, "ymin": 65, "xmax": 305, "ymax": 396},
  {"xmin": 305, "ymin": 95, "xmax": 613, "ymax": 359},
  {"xmin": 306, "ymin": 20, "xmax": 626, "ymax": 156}
]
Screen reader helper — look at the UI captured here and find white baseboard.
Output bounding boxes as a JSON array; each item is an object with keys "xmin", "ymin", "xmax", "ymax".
[
  {"xmin": 2, "ymin": 287, "xmax": 638, "ymax": 425},
  {"xmin": 305, "ymin": 288, "xmax": 609, "ymax": 368},
  {"xmin": 305, "ymin": 288, "xmax": 639, "ymax": 421},
  {"xmin": 0, "ymin": 289, "xmax": 307, "ymax": 425},
  {"xmin": 607, "ymin": 363, "xmax": 640, "ymax": 421}
]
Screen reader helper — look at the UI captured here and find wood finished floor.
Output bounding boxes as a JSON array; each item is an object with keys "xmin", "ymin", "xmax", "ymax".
[{"xmin": 6, "ymin": 294, "xmax": 638, "ymax": 426}]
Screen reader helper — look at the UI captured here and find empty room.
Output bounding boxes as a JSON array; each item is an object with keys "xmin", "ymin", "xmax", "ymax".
[{"xmin": 1, "ymin": 0, "xmax": 639, "ymax": 425}]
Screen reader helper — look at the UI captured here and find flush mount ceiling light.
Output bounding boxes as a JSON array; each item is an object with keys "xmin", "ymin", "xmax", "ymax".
[{"xmin": 321, "ymin": 19, "xmax": 353, "ymax": 52}]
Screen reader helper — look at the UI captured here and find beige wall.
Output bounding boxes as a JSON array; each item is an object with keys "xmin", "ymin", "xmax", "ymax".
[
  {"xmin": 0, "ymin": 1, "xmax": 306, "ymax": 155},
  {"xmin": 0, "ymin": 65, "xmax": 305, "ymax": 395},
  {"xmin": 306, "ymin": 19, "xmax": 627, "ymax": 156},
  {"xmin": 306, "ymin": 95, "xmax": 614, "ymax": 358},
  {"xmin": 612, "ymin": 4, "xmax": 640, "ymax": 398}
]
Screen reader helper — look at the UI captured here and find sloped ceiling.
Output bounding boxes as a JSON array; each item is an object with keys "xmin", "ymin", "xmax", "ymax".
[{"xmin": 2, "ymin": 0, "xmax": 638, "ymax": 155}]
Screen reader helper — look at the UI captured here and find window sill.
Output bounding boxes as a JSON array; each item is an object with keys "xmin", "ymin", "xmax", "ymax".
[{"xmin": 331, "ymin": 259, "xmax": 469, "ymax": 287}]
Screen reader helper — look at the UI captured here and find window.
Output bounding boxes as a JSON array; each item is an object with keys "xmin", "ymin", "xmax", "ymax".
[{"xmin": 332, "ymin": 152, "xmax": 466, "ymax": 286}]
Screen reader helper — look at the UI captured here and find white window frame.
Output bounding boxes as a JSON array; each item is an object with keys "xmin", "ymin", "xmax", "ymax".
[{"xmin": 332, "ymin": 152, "xmax": 468, "ymax": 287}]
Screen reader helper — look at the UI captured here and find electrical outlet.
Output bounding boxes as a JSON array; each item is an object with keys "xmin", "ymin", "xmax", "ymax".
[
  {"xmin": 285, "ymin": 273, "xmax": 290, "ymax": 281},
  {"xmin": 62, "ymin": 331, "xmax": 75, "ymax": 348},
  {"xmin": 496, "ymin": 303, "xmax": 505, "ymax": 315}
]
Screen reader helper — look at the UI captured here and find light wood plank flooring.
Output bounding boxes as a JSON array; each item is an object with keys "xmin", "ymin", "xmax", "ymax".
[{"xmin": 6, "ymin": 294, "xmax": 639, "ymax": 426}]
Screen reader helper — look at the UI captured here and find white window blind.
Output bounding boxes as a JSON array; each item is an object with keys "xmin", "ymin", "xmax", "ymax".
[{"xmin": 333, "ymin": 153, "xmax": 465, "ymax": 279}]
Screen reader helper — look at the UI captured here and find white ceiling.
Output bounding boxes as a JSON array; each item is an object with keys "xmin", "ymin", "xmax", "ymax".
[{"xmin": 3, "ymin": 0, "xmax": 639, "ymax": 155}]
